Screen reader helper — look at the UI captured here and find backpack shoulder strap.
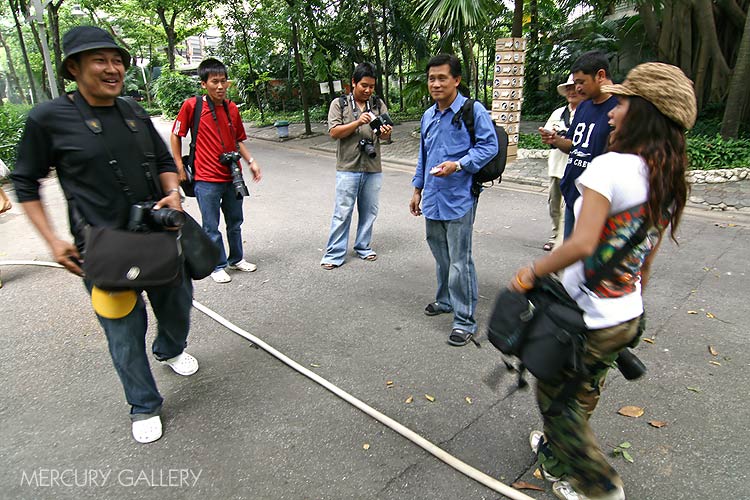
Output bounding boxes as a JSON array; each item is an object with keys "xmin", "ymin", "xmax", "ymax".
[
  {"xmin": 561, "ymin": 106, "xmax": 571, "ymax": 129},
  {"xmin": 452, "ymin": 98, "xmax": 476, "ymax": 144},
  {"xmin": 185, "ymin": 95, "xmax": 203, "ymax": 167}
]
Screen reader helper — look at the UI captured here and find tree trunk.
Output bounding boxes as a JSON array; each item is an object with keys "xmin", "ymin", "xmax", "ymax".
[
  {"xmin": 9, "ymin": 0, "xmax": 39, "ymax": 103},
  {"xmin": 511, "ymin": 0, "xmax": 524, "ymax": 38},
  {"xmin": 366, "ymin": 0, "xmax": 383, "ymax": 98},
  {"xmin": 382, "ymin": 0, "xmax": 389, "ymax": 106},
  {"xmin": 47, "ymin": 0, "xmax": 64, "ymax": 94},
  {"xmin": 156, "ymin": 7, "xmax": 177, "ymax": 70},
  {"xmin": 459, "ymin": 35, "xmax": 473, "ymax": 96},
  {"xmin": 290, "ymin": 14, "xmax": 311, "ymax": 134},
  {"xmin": 0, "ymin": 30, "xmax": 26, "ymax": 103},
  {"xmin": 720, "ymin": 8, "xmax": 750, "ymax": 138}
]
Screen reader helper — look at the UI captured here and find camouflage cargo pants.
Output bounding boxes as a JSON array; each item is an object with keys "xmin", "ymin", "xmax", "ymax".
[{"xmin": 535, "ymin": 316, "xmax": 641, "ymax": 498}]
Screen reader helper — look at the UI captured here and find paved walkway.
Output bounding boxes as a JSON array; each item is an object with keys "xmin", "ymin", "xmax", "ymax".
[{"xmin": 244, "ymin": 120, "xmax": 750, "ymax": 212}]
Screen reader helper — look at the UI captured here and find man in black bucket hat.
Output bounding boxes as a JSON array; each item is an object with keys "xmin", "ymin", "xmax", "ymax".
[
  {"xmin": 12, "ymin": 25, "xmax": 197, "ymax": 444},
  {"xmin": 59, "ymin": 25, "xmax": 131, "ymax": 80}
]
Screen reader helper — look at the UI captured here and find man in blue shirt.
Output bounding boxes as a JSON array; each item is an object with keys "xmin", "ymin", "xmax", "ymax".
[
  {"xmin": 409, "ymin": 54, "xmax": 498, "ymax": 346},
  {"xmin": 539, "ymin": 51, "xmax": 615, "ymax": 239}
]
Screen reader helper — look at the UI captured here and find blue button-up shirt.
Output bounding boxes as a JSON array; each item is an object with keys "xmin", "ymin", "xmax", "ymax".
[{"xmin": 412, "ymin": 94, "xmax": 498, "ymax": 220}]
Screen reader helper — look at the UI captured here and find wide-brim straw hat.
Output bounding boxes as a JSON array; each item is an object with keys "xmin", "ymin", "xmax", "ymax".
[
  {"xmin": 556, "ymin": 74, "xmax": 575, "ymax": 97},
  {"xmin": 600, "ymin": 62, "xmax": 697, "ymax": 130},
  {"xmin": 60, "ymin": 26, "xmax": 131, "ymax": 80}
]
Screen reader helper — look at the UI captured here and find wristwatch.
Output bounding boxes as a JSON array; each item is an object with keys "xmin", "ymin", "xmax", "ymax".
[
  {"xmin": 455, "ymin": 161, "xmax": 462, "ymax": 172},
  {"xmin": 167, "ymin": 188, "xmax": 185, "ymax": 203}
]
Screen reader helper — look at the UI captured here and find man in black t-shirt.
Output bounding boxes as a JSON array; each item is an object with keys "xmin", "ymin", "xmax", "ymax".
[{"xmin": 12, "ymin": 26, "xmax": 195, "ymax": 444}]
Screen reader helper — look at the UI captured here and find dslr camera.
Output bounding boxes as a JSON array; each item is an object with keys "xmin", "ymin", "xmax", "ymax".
[
  {"xmin": 219, "ymin": 151, "xmax": 249, "ymax": 199},
  {"xmin": 128, "ymin": 201, "xmax": 186, "ymax": 232},
  {"xmin": 358, "ymin": 139, "xmax": 376, "ymax": 159},
  {"xmin": 369, "ymin": 113, "xmax": 394, "ymax": 136}
]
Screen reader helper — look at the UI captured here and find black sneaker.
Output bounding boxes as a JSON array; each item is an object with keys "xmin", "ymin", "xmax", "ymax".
[{"xmin": 424, "ymin": 302, "xmax": 451, "ymax": 316}]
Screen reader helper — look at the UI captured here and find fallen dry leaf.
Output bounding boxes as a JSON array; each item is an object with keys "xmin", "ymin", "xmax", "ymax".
[
  {"xmin": 649, "ymin": 420, "xmax": 667, "ymax": 428},
  {"xmin": 512, "ymin": 481, "xmax": 544, "ymax": 491},
  {"xmin": 709, "ymin": 345, "xmax": 718, "ymax": 356},
  {"xmin": 706, "ymin": 312, "xmax": 716, "ymax": 319},
  {"xmin": 533, "ymin": 469, "xmax": 543, "ymax": 480},
  {"xmin": 425, "ymin": 394, "xmax": 435, "ymax": 402},
  {"xmin": 404, "ymin": 395, "xmax": 413, "ymax": 404},
  {"xmin": 618, "ymin": 406, "xmax": 645, "ymax": 418},
  {"xmin": 687, "ymin": 386, "xmax": 701, "ymax": 393},
  {"xmin": 363, "ymin": 443, "xmax": 370, "ymax": 450},
  {"xmin": 687, "ymin": 310, "xmax": 698, "ymax": 315},
  {"xmin": 465, "ymin": 396, "xmax": 473, "ymax": 404},
  {"xmin": 386, "ymin": 380, "xmax": 394, "ymax": 387},
  {"xmin": 310, "ymin": 363, "xmax": 320, "ymax": 368},
  {"xmin": 709, "ymin": 361, "xmax": 721, "ymax": 366},
  {"xmin": 642, "ymin": 338, "xmax": 655, "ymax": 344}
]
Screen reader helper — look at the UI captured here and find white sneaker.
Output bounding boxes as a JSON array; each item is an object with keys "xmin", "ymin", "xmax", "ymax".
[
  {"xmin": 159, "ymin": 352, "xmax": 199, "ymax": 376},
  {"xmin": 228, "ymin": 259, "xmax": 257, "ymax": 272},
  {"xmin": 132, "ymin": 415, "xmax": 162, "ymax": 444},
  {"xmin": 530, "ymin": 430, "xmax": 561, "ymax": 482},
  {"xmin": 211, "ymin": 269, "xmax": 232, "ymax": 283},
  {"xmin": 553, "ymin": 481, "xmax": 625, "ymax": 500}
]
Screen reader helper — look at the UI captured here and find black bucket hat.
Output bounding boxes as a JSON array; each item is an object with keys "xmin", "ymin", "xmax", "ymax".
[{"xmin": 60, "ymin": 26, "xmax": 131, "ymax": 80}]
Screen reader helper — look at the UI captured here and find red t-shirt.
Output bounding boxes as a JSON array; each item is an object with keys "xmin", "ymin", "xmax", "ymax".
[{"xmin": 172, "ymin": 96, "xmax": 247, "ymax": 182}]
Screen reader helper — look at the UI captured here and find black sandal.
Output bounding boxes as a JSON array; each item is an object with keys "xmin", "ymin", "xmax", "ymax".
[{"xmin": 447, "ymin": 329, "xmax": 474, "ymax": 346}]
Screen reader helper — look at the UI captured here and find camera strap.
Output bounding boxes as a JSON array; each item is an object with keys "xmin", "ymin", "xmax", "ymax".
[
  {"xmin": 70, "ymin": 91, "xmax": 162, "ymax": 205},
  {"xmin": 205, "ymin": 97, "xmax": 239, "ymax": 152}
]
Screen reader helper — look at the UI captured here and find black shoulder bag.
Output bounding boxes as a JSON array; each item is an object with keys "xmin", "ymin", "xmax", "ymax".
[
  {"xmin": 69, "ymin": 92, "xmax": 183, "ymax": 290},
  {"xmin": 487, "ymin": 206, "xmax": 651, "ymax": 385}
]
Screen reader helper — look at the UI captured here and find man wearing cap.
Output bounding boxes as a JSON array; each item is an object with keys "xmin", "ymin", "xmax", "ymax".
[
  {"xmin": 12, "ymin": 26, "xmax": 196, "ymax": 444},
  {"xmin": 538, "ymin": 74, "xmax": 582, "ymax": 251},
  {"xmin": 539, "ymin": 51, "xmax": 615, "ymax": 239}
]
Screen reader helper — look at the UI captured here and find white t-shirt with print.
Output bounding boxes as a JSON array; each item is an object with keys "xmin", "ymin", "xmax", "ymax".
[{"xmin": 561, "ymin": 151, "xmax": 654, "ymax": 329}]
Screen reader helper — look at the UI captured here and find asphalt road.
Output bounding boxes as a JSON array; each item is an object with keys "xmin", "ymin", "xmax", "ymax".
[{"xmin": 1, "ymin": 136, "xmax": 748, "ymax": 500}]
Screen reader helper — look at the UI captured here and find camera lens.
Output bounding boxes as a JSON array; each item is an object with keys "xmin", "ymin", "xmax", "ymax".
[{"xmin": 151, "ymin": 207, "xmax": 186, "ymax": 228}]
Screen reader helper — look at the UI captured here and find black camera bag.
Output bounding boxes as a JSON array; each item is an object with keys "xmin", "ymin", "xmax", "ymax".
[
  {"xmin": 180, "ymin": 213, "xmax": 221, "ymax": 280},
  {"xmin": 488, "ymin": 276, "xmax": 586, "ymax": 384},
  {"xmin": 83, "ymin": 226, "xmax": 182, "ymax": 290}
]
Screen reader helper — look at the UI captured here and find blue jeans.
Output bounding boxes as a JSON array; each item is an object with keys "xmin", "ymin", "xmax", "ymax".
[
  {"xmin": 424, "ymin": 201, "xmax": 478, "ymax": 334},
  {"xmin": 85, "ymin": 269, "xmax": 193, "ymax": 417},
  {"xmin": 563, "ymin": 204, "xmax": 575, "ymax": 240},
  {"xmin": 321, "ymin": 171, "xmax": 383, "ymax": 266},
  {"xmin": 194, "ymin": 181, "xmax": 245, "ymax": 271}
]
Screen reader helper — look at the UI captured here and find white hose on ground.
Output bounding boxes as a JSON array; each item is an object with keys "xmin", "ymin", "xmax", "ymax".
[
  {"xmin": 192, "ymin": 299, "xmax": 536, "ymax": 500},
  {"xmin": 0, "ymin": 260, "xmax": 536, "ymax": 500}
]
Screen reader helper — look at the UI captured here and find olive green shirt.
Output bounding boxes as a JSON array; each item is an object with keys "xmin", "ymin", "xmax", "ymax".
[{"xmin": 328, "ymin": 95, "xmax": 388, "ymax": 172}]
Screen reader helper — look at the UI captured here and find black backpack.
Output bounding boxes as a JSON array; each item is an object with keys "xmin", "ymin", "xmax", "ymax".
[{"xmin": 451, "ymin": 98, "xmax": 509, "ymax": 185}]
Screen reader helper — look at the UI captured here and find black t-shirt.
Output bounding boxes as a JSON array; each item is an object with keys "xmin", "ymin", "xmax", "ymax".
[{"xmin": 13, "ymin": 94, "xmax": 176, "ymax": 243}]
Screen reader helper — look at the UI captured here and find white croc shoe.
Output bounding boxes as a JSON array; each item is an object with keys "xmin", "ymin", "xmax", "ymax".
[
  {"xmin": 228, "ymin": 259, "xmax": 257, "ymax": 272},
  {"xmin": 211, "ymin": 269, "xmax": 232, "ymax": 283},
  {"xmin": 160, "ymin": 352, "xmax": 199, "ymax": 376},
  {"xmin": 132, "ymin": 415, "xmax": 162, "ymax": 444},
  {"xmin": 553, "ymin": 481, "xmax": 625, "ymax": 500}
]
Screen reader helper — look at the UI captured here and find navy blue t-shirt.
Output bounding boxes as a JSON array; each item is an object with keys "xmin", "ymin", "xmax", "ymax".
[{"xmin": 559, "ymin": 96, "xmax": 616, "ymax": 206}]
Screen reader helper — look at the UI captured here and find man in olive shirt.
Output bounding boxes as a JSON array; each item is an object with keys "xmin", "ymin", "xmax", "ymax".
[{"xmin": 320, "ymin": 62, "xmax": 393, "ymax": 270}]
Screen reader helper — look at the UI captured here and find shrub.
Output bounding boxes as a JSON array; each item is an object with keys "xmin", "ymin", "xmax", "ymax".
[
  {"xmin": 153, "ymin": 71, "xmax": 199, "ymax": 118},
  {"xmin": 687, "ymin": 134, "xmax": 750, "ymax": 170},
  {"xmin": 0, "ymin": 104, "xmax": 32, "ymax": 171},
  {"xmin": 518, "ymin": 132, "xmax": 545, "ymax": 150}
]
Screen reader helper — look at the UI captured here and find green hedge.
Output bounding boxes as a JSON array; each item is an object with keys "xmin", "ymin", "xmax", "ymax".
[
  {"xmin": 687, "ymin": 134, "xmax": 750, "ymax": 170},
  {"xmin": 517, "ymin": 132, "xmax": 750, "ymax": 171},
  {"xmin": 153, "ymin": 71, "xmax": 199, "ymax": 119},
  {"xmin": 0, "ymin": 104, "xmax": 32, "ymax": 172}
]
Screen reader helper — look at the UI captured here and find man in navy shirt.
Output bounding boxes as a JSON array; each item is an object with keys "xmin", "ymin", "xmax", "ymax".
[
  {"xmin": 409, "ymin": 54, "xmax": 498, "ymax": 347},
  {"xmin": 539, "ymin": 51, "xmax": 615, "ymax": 238}
]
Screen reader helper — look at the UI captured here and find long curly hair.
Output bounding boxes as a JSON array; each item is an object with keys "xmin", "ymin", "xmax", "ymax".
[{"xmin": 608, "ymin": 96, "xmax": 688, "ymax": 242}]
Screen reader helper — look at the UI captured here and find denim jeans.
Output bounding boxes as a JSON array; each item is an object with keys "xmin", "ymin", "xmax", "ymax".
[
  {"xmin": 85, "ymin": 269, "xmax": 193, "ymax": 417},
  {"xmin": 424, "ymin": 201, "xmax": 478, "ymax": 334},
  {"xmin": 321, "ymin": 171, "xmax": 383, "ymax": 266},
  {"xmin": 563, "ymin": 204, "xmax": 576, "ymax": 240},
  {"xmin": 194, "ymin": 181, "xmax": 245, "ymax": 271}
]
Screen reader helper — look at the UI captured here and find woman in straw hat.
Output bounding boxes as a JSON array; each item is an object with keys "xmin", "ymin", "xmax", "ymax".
[{"xmin": 508, "ymin": 62, "xmax": 697, "ymax": 500}]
